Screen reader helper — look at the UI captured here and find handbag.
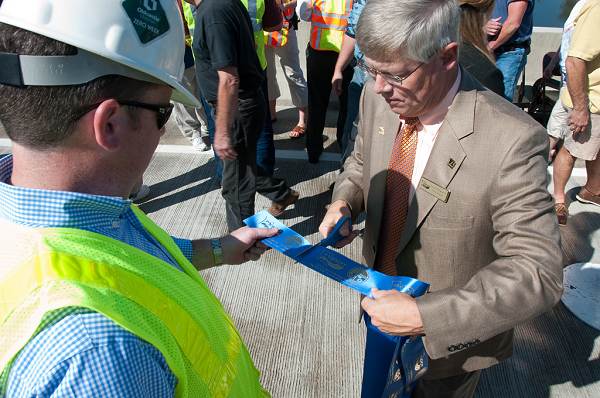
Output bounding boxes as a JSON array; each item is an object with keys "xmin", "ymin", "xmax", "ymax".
[{"xmin": 527, "ymin": 78, "xmax": 556, "ymax": 127}]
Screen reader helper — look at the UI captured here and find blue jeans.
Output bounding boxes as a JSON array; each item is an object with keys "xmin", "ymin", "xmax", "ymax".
[
  {"xmin": 204, "ymin": 97, "xmax": 222, "ymax": 182},
  {"xmin": 495, "ymin": 47, "xmax": 527, "ymax": 101},
  {"xmin": 257, "ymin": 71, "xmax": 276, "ymax": 176},
  {"xmin": 341, "ymin": 65, "xmax": 367, "ymax": 166}
]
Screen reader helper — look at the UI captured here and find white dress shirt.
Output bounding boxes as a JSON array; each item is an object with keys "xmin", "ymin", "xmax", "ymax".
[{"xmin": 404, "ymin": 70, "xmax": 461, "ymax": 204}]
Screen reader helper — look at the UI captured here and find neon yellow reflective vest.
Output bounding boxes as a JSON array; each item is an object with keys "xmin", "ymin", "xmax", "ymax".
[
  {"xmin": 310, "ymin": 0, "xmax": 353, "ymax": 52},
  {"xmin": 0, "ymin": 206, "xmax": 269, "ymax": 398},
  {"xmin": 241, "ymin": 0, "xmax": 268, "ymax": 70},
  {"xmin": 183, "ymin": 2, "xmax": 196, "ymax": 47},
  {"xmin": 264, "ymin": 7, "xmax": 294, "ymax": 48}
]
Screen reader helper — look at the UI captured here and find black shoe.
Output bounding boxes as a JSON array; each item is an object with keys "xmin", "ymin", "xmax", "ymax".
[{"xmin": 308, "ymin": 153, "xmax": 321, "ymax": 164}]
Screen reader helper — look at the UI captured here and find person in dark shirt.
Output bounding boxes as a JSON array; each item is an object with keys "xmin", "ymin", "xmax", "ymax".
[
  {"xmin": 487, "ymin": 0, "xmax": 535, "ymax": 100},
  {"xmin": 458, "ymin": 0, "xmax": 505, "ymax": 96},
  {"xmin": 193, "ymin": 0, "xmax": 263, "ymax": 103},
  {"xmin": 192, "ymin": 0, "xmax": 295, "ymax": 230}
]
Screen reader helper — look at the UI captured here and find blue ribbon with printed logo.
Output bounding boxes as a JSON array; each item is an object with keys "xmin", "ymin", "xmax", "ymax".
[{"xmin": 244, "ymin": 211, "xmax": 430, "ymax": 397}]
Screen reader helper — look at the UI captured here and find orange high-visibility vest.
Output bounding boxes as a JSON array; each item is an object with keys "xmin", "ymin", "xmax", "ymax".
[
  {"xmin": 265, "ymin": 7, "xmax": 294, "ymax": 48},
  {"xmin": 309, "ymin": 0, "xmax": 353, "ymax": 52}
]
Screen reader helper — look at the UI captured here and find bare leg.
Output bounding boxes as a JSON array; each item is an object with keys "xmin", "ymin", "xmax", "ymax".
[
  {"xmin": 549, "ymin": 136, "xmax": 559, "ymax": 162},
  {"xmin": 298, "ymin": 107, "xmax": 306, "ymax": 128},
  {"xmin": 553, "ymin": 145, "xmax": 577, "ymax": 203},
  {"xmin": 585, "ymin": 155, "xmax": 600, "ymax": 194}
]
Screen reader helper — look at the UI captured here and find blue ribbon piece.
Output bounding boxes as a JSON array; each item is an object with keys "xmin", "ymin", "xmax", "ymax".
[
  {"xmin": 244, "ymin": 211, "xmax": 430, "ymax": 397},
  {"xmin": 244, "ymin": 211, "xmax": 429, "ymax": 298}
]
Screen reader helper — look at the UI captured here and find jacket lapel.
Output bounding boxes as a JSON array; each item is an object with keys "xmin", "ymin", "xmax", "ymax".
[
  {"xmin": 395, "ymin": 74, "xmax": 478, "ymax": 254},
  {"xmin": 367, "ymin": 103, "xmax": 401, "ymax": 250}
]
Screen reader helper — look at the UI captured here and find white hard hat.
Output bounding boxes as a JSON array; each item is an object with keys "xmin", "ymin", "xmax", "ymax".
[{"xmin": 0, "ymin": 0, "xmax": 200, "ymax": 106}]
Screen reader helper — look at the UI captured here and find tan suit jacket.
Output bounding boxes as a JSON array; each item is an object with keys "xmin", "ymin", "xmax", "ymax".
[{"xmin": 332, "ymin": 71, "xmax": 563, "ymax": 379}]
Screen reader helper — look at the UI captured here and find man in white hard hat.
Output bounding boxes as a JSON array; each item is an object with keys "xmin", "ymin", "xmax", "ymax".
[{"xmin": 0, "ymin": 0, "xmax": 276, "ymax": 396}]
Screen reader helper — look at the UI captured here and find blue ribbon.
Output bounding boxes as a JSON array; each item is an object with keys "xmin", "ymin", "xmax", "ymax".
[{"xmin": 244, "ymin": 211, "xmax": 430, "ymax": 396}]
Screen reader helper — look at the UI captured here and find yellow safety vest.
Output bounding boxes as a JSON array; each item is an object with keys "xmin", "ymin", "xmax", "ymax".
[
  {"xmin": 310, "ymin": 0, "xmax": 353, "ymax": 52},
  {"xmin": 183, "ymin": 2, "xmax": 195, "ymax": 47},
  {"xmin": 241, "ymin": 0, "xmax": 268, "ymax": 70},
  {"xmin": 265, "ymin": 7, "xmax": 295, "ymax": 48},
  {"xmin": 0, "ymin": 206, "xmax": 269, "ymax": 398}
]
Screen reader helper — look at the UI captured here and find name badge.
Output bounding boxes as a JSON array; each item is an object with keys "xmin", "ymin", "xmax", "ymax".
[{"xmin": 419, "ymin": 177, "xmax": 450, "ymax": 203}]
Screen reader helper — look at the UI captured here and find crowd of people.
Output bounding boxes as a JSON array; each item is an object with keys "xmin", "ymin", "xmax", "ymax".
[{"xmin": 0, "ymin": 0, "xmax": 598, "ymax": 397}]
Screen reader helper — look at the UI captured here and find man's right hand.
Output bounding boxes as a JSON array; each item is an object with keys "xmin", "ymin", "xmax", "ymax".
[
  {"xmin": 331, "ymin": 69, "xmax": 344, "ymax": 96},
  {"xmin": 486, "ymin": 17, "xmax": 502, "ymax": 37},
  {"xmin": 214, "ymin": 128, "xmax": 238, "ymax": 160},
  {"xmin": 319, "ymin": 200, "xmax": 358, "ymax": 248},
  {"xmin": 569, "ymin": 107, "xmax": 590, "ymax": 135}
]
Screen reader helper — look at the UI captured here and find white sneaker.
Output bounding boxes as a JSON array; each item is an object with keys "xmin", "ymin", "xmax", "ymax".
[
  {"xmin": 129, "ymin": 184, "xmax": 151, "ymax": 202},
  {"xmin": 192, "ymin": 136, "xmax": 211, "ymax": 152}
]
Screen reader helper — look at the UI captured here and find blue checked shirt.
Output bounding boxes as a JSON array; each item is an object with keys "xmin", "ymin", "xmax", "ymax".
[
  {"xmin": 0, "ymin": 154, "xmax": 194, "ymax": 397},
  {"xmin": 346, "ymin": 0, "xmax": 366, "ymax": 60}
]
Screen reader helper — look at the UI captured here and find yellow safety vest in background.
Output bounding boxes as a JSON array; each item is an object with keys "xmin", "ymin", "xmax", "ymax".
[
  {"xmin": 0, "ymin": 206, "xmax": 269, "ymax": 398},
  {"xmin": 265, "ymin": 7, "xmax": 295, "ymax": 48},
  {"xmin": 310, "ymin": 0, "xmax": 353, "ymax": 52},
  {"xmin": 183, "ymin": 2, "xmax": 195, "ymax": 47},
  {"xmin": 241, "ymin": 0, "xmax": 268, "ymax": 70}
]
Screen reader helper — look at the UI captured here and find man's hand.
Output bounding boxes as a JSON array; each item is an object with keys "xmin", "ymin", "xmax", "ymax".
[
  {"xmin": 280, "ymin": 0, "xmax": 297, "ymax": 10},
  {"xmin": 361, "ymin": 289, "xmax": 424, "ymax": 336},
  {"xmin": 569, "ymin": 107, "xmax": 590, "ymax": 135},
  {"xmin": 331, "ymin": 69, "xmax": 344, "ymax": 96},
  {"xmin": 214, "ymin": 127, "xmax": 237, "ymax": 160},
  {"xmin": 486, "ymin": 17, "xmax": 502, "ymax": 37},
  {"xmin": 221, "ymin": 227, "xmax": 279, "ymax": 264},
  {"xmin": 319, "ymin": 200, "xmax": 357, "ymax": 248}
]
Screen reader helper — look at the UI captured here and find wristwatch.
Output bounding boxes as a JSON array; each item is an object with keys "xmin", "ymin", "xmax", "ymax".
[{"xmin": 211, "ymin": 238, "xmax": 223, "ymax": 266}]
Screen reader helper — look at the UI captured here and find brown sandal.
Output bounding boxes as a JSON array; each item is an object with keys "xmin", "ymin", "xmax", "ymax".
[{"xmin": 288, "ymin": 125, "xmax": 305, "ymax": 139}]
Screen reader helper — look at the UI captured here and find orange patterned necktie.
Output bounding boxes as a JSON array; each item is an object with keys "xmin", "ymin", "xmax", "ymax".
[{"xmin": 376, "ymin": 117, "xmax": 420, "ymax": 276}]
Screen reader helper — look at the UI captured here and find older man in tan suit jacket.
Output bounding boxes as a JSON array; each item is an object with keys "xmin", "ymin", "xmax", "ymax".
[{"xmin": 319, "ymin": 0, "xmax": 563, "ymax": 396}]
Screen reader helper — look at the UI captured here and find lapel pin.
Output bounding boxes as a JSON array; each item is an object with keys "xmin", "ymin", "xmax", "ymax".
[
  {"xmin": 378, "ymin": 126, "xmax": 385, "ymax": 135},
  {"xmin": 447, "ymin": 158, "xmax": 456, "ymax": 169}
]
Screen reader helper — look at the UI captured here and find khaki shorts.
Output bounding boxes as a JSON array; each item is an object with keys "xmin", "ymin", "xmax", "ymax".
[
  {"xmin": 547, "ymin": 97, "xmax": 569, "ymax": 140},
  {"xmin": 562, "ymin": 105, "xmax": 600, "ymax": 161}
]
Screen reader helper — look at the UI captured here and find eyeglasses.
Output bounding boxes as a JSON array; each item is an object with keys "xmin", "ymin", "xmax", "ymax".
[
  {"xmin": 76, "ymin": 100, "xmax": 174, "ymax": 130},
  {"xmin": 358, "ymin": 59, "xmax": 424, "ymax": 86}
]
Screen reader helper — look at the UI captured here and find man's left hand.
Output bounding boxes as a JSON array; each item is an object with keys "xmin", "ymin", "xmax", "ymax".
[{"xmin": 361, "ymin": 289, "xmax": 425, "ymax": 336}]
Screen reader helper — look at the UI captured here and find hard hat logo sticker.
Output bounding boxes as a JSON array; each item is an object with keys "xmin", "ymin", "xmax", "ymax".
[
  {"xmin": 122, "ymin": 0, "xmax": 170, "ymax": 44},
  {"xmin": 144, "ymin": 0, "xmax": 158, "ymax": 11}
]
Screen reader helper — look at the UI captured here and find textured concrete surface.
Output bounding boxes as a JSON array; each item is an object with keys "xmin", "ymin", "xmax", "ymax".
[
  {"xmin": 0, "ymin": 24, "xmax": 597, "ymax": 398},
  {"xmin": 136, "ymin": 152, "xmax": 598, "ymax": 398}
]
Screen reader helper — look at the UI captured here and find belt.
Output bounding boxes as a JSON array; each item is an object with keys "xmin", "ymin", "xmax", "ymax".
[{"xmin": 496, "ymin": 40, "xmax": 531, "ymax": 55}]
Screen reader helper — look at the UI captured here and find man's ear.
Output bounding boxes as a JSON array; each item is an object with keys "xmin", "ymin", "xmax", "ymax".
[
  {"xmin": 92, "ymin": 99, "xmax": 126, "ymax": 151},
  {"xmin": 440, "ymin": 42, "xmax": 459, "ymax": 70}
]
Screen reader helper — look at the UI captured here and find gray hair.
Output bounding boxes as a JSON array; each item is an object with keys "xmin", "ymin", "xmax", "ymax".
[{"xmin": 356, "ymin": 0, "xmax": 460, "ymax": 63}]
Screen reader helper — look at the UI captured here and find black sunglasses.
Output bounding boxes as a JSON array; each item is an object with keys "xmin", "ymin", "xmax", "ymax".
[{"xmin": 76, "ymin": 100, "xmax": 174, "ymax": 130}]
